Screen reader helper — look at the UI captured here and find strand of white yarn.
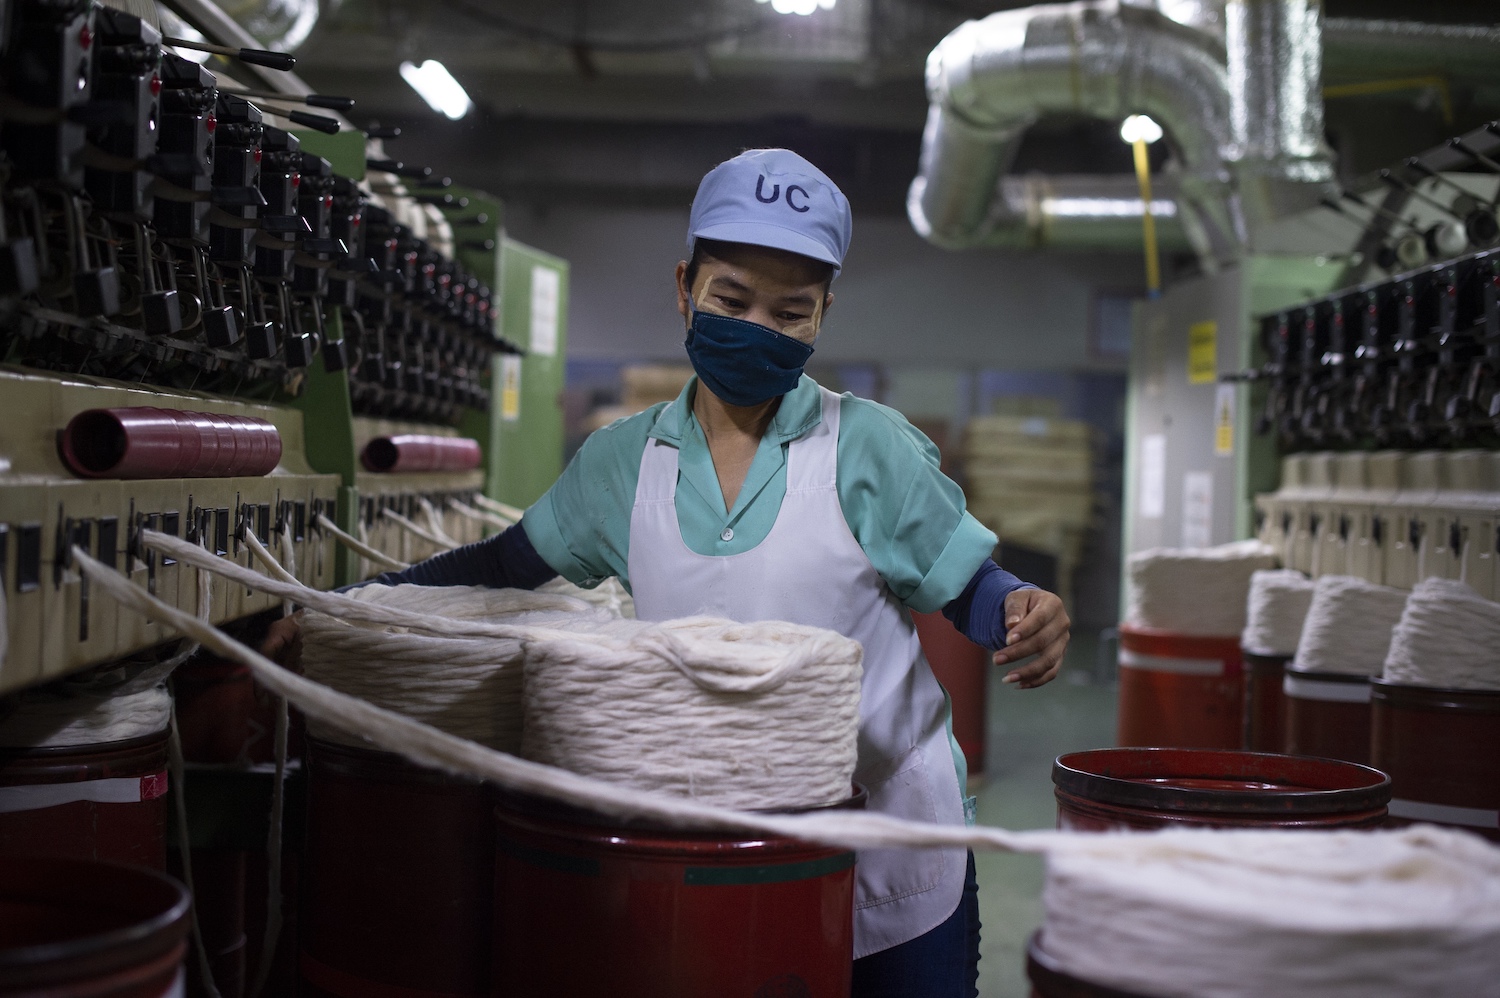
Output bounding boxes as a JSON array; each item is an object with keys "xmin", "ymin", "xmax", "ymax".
[
  {"xmin": 381, "ymin": 507, "xmax": 456, "ymax": 550},
  {"xmin": 1241, "ymin": 570, "xmax": 1316, "ymax": 657},
  {"xmin": 1127, "ymin": 541, "xmax": 1278, "ymax": 637},
  {"xmin": 314, "ymin": 513, "xmax": 409, "ymax": 572},
  {"xmin": 150, "ymin": 528, "xmax": 838, "ymax": 696},
  {"xmin": 1383, "ymin": 577, "xmax": 1500, "ymax": 691},
  {"xmin": 417, "ymin": 497, "xmax": 461, "ymax": 548},
  {"xmin": 1292, "ymin": 575, "xmax": 1408, "ymax": 676},
  {"xmin": 472, "ymin": 494, "xmax": 526, "ymax": 522},
  {"xmin": 70, "ymin": 541, "xmax": 1049, "ymax": 852},
  {"xmin": 447, "ymin": 498, "xmax": 514, "ymax": 530}
]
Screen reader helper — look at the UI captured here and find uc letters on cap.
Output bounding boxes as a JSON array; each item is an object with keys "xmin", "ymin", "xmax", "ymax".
[{"xmin": 755, "ymin": 175, "xmax": 813, "ymax": 213}]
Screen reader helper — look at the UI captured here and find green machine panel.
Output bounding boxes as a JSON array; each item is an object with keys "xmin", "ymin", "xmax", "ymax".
[{"xmin": 492, "ymin": 237, "xmax": 569, "ymax": 508}]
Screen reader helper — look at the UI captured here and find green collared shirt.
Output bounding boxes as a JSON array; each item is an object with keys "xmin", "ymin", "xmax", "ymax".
[{"xmin": 523, "ymin": 374, "xmax": 996, "ymax": 612}]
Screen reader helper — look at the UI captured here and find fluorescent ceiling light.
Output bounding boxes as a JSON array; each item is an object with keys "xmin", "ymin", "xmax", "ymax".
[
  {"xmin": 399, "ymin": 60, "xmax": 473, "ymax": 120},
  {"xmin": 1119, "ymin": 114, "xmax": 1163, "ymax": 144},
  {"xmin": 1042, "ymin": 197, "xmax": 1178, "ymax": 218},
  {"xmin": 759, "ymin": 0, "xmax": 836, "ymax": 15}
]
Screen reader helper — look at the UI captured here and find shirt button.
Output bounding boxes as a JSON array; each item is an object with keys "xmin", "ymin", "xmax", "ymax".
[{"xmin": 720, "ymin": 527, "xmax": 734, "ymax": 542}]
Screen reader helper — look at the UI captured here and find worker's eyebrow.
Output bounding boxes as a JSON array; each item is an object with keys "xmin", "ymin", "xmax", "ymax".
[{"xmin": 708, "ymin": 275, "xmax": 818, "ymax": 307}]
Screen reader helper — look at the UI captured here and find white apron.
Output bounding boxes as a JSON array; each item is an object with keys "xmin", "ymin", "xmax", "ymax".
[{"xmin": 627, "ymin": 386, "xmax": 968, "ymax": 957}]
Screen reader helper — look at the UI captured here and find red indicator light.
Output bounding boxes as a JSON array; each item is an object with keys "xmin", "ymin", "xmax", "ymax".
[
  {"xmin": 149, "ymin": 74, "xmax": 162, "ymax": 96},
  {"xmin": 291, "ymin": 173, "xmax": 301, "ymax": 188},
  {"xmin": 253, "ymin": 148, "xmax": 262, "ymax": 163},
  {"xmin": 78, "ymin": 24, "xmax": 92, "ymax": 49},
  {"xmin": 205, "ymin": 114, "xmax": 217, "ymax": 133},
  {"xmin": 323, "ymin": 195, "xmax": 333, "ymax": 208}
]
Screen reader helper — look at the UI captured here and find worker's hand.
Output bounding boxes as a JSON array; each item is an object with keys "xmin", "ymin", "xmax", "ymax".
[
  {"xmin": 994, "ymin": 589, "xmax": 1069, "ymax": 689},
  {"xmin": 259, "ymin": 610, "xmax": 304, "ymax": 674}
]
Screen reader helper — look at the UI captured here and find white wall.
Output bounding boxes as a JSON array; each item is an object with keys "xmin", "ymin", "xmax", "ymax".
[{"xmin": 502, "ymin": 204, "xmax": 1145, "ymax": 370}]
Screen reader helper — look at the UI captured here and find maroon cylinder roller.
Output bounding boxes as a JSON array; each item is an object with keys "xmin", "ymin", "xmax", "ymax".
[
  {"xmin": 1052, "ymin": 747, "xmax": 1390, "ymax": 831},
  {"xmin": 59, "ymin": 407, "xmax": 282, "ymax": 479},
  {"xmin": 360, "ymin": 434, "xmax": 482, "ymax": 473},
  {"xmin": 0, "ymin": 855, "xmax": 190, "ymax": 996}
]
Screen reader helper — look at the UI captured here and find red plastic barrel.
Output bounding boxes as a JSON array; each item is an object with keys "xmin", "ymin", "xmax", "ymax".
[
  {"xmin": 0, "ymin": 855, "xmax": 190, "ymax": 997},
  {"xmin": 58, "ymin": 407, "xmax": 282, "ymax": 479},
  {"xmin": 1052, "ymin": 747, "xmax": 1389, "ymax": 831},
  {"xmin": 360, "ymin": 434, "xmax": 482, "ymax": 473},
  {"xmin": 492, "ymin": 788, "xmax": 861, "ymax": 998},
  {"xmin": 300, "ymin": 737, "xmax": 494, "ymax": 998},
  {"xmin": 0, "ymin": 731, "xmax": 170, "ymax": 869},
  {"xmin": 1027, "ymin": 932, "xmax": 1153, "ymax": 998},
  {"xmin": 1372, "ymin": 680, "xmax": 1500, "ymax": 841},
  {"xmin": 1242, "ymin": 652, "xmax": 1290, "ymax": 753},
  {"xmin": 913, "ymin": 610, "xmax": 988, "ymax": 781},
  {"xmin": 1116, "ymin": 624, "xmax": 1243, "ymax": 749},
  {"xmin": 1282, "ymin": 669, "xmax": 1372, "ymax": 765}
]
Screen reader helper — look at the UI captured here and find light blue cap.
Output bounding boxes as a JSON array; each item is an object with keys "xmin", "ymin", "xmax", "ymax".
[{"xmin": 687, "ymin": 148, "xmax": 852, "ymax": 276}]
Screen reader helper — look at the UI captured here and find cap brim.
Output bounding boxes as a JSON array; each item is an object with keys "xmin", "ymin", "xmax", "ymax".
[{"xmin": 691, "ymin": 221, "xmax": 841, "ymax": 273}]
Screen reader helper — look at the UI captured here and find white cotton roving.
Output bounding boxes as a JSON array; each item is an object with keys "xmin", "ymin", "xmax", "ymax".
[
  {"xmin": 1037, "ymin": 825, "xmax": 1500, "ymax": 998},
  {"xmin": 0, "ymin": 669, "xmax": 171, "ymax": 748},
  {"xmin": 302, "ymin": 584, "xmax": 620, "ymax": 752},
  {"xmin": 1127, "ymin": 540, "xmax": 1278, "ymax": 636},
  {"xmin": 520, "ymin": 616, "xmax": 863, "ymax": 810},
  {"xmin": 1241, "ymin": 569, "xmax": 1316, "ymax": 657},
  {"xmin": 1384, "ymin": 577, "xmax": 1500, "ymax": 691},
  {"xmin": 537, "ymin": 575, "xmax": 636, "ymax": 618},
  {"xmin": 1292, "ymin": 575, "xmax": 1408, "ymax": 676}
]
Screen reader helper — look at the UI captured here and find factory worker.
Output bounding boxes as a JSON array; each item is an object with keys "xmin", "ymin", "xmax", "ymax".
[{"xmin": 304, "ymin": 148, "xmax": 1069, "ymax": 997}]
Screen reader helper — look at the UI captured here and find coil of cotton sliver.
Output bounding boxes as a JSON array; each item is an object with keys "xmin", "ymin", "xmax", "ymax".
[
  {"xmin": 1384, "ymin": 578, "xmax": 1500, "ymax": 691},
  {"xmin": 1033, "ymin": 825, "xmax": 1500, "ymax": 998},
  {"xmin": 537, "ymin": 575, "xmax": 636, "ymax": 619},
  {"xmin": 1292, "ymin": 575, "xmax": 1408, "ymax": 677},
  {"xmin": 0, "ymin": 682, "xmax": 170, "ymax": 748},
  {"xmin": 1241, "ymin": 570, "xmax": 1316, "ymax": 657},
  {"xmin": 1127, "ymin": 541, "xmax": 1278, "ymax": 636},
  {"xmin": 520, "ymin": 617, "xmax": 863, "ymax": 810},
  {"xmin": 300, "ymin": 584, "xmax": 619, "ymax": 752}
]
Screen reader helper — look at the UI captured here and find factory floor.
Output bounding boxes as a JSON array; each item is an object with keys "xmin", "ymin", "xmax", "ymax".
[{"xmin": 973, "ymin": 629, "xmax": 1117, "ymax": 998}]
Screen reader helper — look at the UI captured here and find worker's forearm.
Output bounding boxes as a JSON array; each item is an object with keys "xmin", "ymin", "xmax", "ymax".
[
  {"xmin": 365, "ymin": 522, "xmax": 560, "ymax": 591},
  {"xmin": 941, "ymin": 558, "xmax": 1036, "ymax": 650}
]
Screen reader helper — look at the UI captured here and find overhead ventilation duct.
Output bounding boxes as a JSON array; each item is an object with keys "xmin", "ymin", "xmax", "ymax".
[
  {"xmin": 908, "ymin": 0, "xmax": 1336, "ymax": 257},
  {"xmin": 1322, "ymin": 18, "xmax": 1500, "ymax": 87}
]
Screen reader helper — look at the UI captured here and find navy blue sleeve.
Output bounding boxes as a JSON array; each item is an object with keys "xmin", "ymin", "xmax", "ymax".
[
  {"xmin": 941, "ymin": 558, "xmax": 1037, "ymax": 651},
  {"xmin": 361, "ymin": 522, "xmax": 560, "ymax": 591}
]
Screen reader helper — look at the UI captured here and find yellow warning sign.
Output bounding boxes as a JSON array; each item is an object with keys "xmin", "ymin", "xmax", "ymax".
[
  {"xmin": 1215, "ymin": 383, "xmax": 1235, "ymax": 456},
  {"xmin": 500, "ymin": 354, "xmax": 522, "ymax": 422},
  {"xmin": 1188, "ymin": 320, "xmax": 1217, "ymax": 385}
]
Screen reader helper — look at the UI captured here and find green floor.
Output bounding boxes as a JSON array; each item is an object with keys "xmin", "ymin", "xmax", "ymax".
[{"xmin": 972, "ymin": 631, "xmax": 1117, "ymax": 997}]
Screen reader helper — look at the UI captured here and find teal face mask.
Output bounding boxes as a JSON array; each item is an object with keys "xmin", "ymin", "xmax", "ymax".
[{"xmin": 684, "ymin": 302, "xmax": 814, "ymax": 407}]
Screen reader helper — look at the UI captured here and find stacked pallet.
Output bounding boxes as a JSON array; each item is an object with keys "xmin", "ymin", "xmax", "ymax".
[{"xmin": 962, "ymin": 414, "xmax": 1095, "ymax": 606}]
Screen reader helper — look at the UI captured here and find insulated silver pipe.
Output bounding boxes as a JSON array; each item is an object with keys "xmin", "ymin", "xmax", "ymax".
[
  {"xmin": 909, "ymin": 0, "xmax": 1230, "ymax": 249},
  {"xmin": 1227, "ymin": 0, "xmax": 1334, "ymax": 220}
]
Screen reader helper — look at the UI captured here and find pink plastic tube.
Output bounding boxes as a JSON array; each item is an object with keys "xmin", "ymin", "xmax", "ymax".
[
  {"xmin": 360, "ymin": 435, "xmax": 482, "ymax": 473},
  {"xmin": 59, "ymin": 407, "xmax": 283, "ymax": 479}
]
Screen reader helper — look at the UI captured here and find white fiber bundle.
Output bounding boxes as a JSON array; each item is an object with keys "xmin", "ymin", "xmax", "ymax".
[
  {"xmin": 1127, "ymin": 541, "xmax": 1278, "ymax": 636},
  {"xmin": 1241, "ymin": 570, "xmax": 1316, "ymax": 657},
  {"xmin": 0, "ymin": 664, "xmax": 171, "ymax": 748},
  {"xmin": 1384, "ymin": 577, "xmax": 1500, "ymax": 691},
  {"xmin": 302, "ymin": 585, "xmax": 619, "ymax": 752},
  {"xmin": 1037, "ymin": 825, "xmax": 1500, "ymax": 998},
  {"xmin": 537, "ymin": 575, "xmax": 636, "ymax": 618},
  {"xmin": 521, "ymin": 616, "xmax": 862, "ymax": 810},
  {"xmin": 1293, "ymin": 575, "xmax": 1408, "ymax": 676}
]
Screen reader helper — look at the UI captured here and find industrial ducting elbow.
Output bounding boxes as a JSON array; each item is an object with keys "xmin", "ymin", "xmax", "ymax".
[{"xmin": 909, "ymin": 0, "xmax": 1335, "ymax": 255}]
